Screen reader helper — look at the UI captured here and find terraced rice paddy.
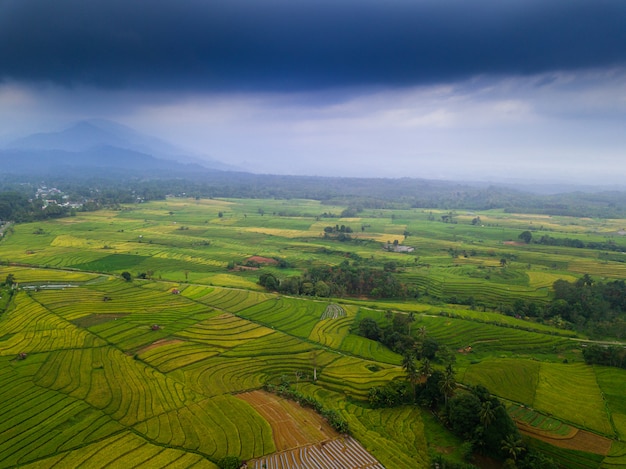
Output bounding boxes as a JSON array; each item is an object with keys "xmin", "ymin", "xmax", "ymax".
[
  {"xmin": 2, "ymin": 198, "xmax": 625, "ymax": 305},
  {"xmin": 461, "ymin": 358, "xmax": 540, "ymax": 405},
  {"xmin": 2, "ymin": 199, "xmax": 626, "ymax": 467},
  {"xmin": 508, "ymin": 403, "xmax": 613, "ymax": 460},
  {"xmin": 1, "ymin": 265, "xmax": 472, "ymax": 466},
  {"xmin": 533, "ymin": 363, "xmax": 613, "ymax": 436},
  {"xmin": 410, "ymin": 314, "xmax": 571, "ymax": 356}
]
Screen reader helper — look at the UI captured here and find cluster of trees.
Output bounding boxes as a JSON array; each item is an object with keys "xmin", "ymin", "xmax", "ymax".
[
  {"xmin": 504, "ymin": 276, "xmax": 626, "ymax": 338},
  {"xmin": 445, "ymin": 386, "xmax": 522, "ymax": 462},
  {"xmin": 4, "ymin": 274, "xmax": 15, "ymax": 287},
  {"xmin": 0, "ymin": 274, "xmax": 17, "ymax": 314},
  {"xmin": 359, "ymin": 316, "xmax": 556, "ymax": 467},
  {"xmin": 258, "ymin": 272, "xmax": 332, "ymax": 297},
  {"xmin": 582, "ymin": 344, "xmax": 626, "ymax": 369},
  {"xmin": 0, "ymin": 191, "xmax": 74, "ymax": 222},
  {"xmin": 259, "ymin": 260, "xmax": 418, "ymax": 299},
  {"xmin": 323, "ymin": 224, "xmax": 353, "ymax": 241},
  {"xmin": 355, "ymin": 313, "xmax": 445, "ymax": 359},
  {"xmin": 369, "ymin": 366, "xmax": 553, "ymax": 467},
  {"xmin": 519, "ymin": 231, "xmax": 624, "ymax": 252},
  {"xmin": 216, "ymin": 456, "xmax": 242, "ymax": 469},
  {"xmin": 549, "ymin": 276, "xmax": 626, "ymax": 338}
]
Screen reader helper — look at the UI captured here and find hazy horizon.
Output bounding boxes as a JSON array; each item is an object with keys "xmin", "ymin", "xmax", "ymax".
[{"xmin": 1, "ymin": 0, "xmax": 625, "ymax": 185}]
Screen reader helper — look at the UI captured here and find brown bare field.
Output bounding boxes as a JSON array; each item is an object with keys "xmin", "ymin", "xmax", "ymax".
[
  {"xmin": 239, "ymin": 390, "xmax": 384, "ymax": 468},
  {"xmin": 519, "ymin": 425, "xmax": 613, "ymax": 456},
  {"xmin": 246, "ymin": 256, "xmax": 278, "ymax": 265},
  {"xmin": 515, "ymin": 420, "xmax": 577, "ymax": 440},
  {"xmin": 237, "ymin": 390, "xmax": 337, "ymax": 451},
  {"xmin": 135, "ymin": 338, "xmax": 184, "ymax": 355}
]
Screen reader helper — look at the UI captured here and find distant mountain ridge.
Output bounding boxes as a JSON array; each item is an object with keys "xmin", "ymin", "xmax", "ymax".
[{"xmin": 2, "ymin": 119, "xmax": 240, "ymax": 173}]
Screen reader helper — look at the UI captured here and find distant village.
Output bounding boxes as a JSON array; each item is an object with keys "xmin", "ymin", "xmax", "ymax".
[{"xmin": 35, "ymin": 186, "xmax": 83, "ymax": 210}]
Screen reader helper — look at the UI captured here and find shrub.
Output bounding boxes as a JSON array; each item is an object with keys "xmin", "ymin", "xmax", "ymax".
[{"xmin": 217, "ymin": 455, "xmax": 241, "ymax": 469}]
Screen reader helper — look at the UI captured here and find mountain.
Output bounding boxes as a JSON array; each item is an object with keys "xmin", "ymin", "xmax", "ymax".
[{"xmin": 4, "ymin": 119, "xmax": 240, "ymax": 173}]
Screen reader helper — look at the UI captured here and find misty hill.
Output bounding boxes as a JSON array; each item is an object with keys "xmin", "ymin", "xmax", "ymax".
[
  {"xmin": 0, "ymin": 146, "xmax": 203, "ymax": 175},
  {"xmin": 4, "ymin": 119, "xmax": 239, "ymax": 172},
  {"xmin": 3, "ymin": 120, "xmax": 626, "ymax": 219}
]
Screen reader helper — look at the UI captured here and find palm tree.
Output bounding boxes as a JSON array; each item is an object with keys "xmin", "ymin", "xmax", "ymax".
[
  {"xmin": 407, "ymin": 312, "xmax": 416, "ymax": 335},
  {"xmin": 501, "ymin": 434, "xmax": 525, "ymax": 461},
  {"xmin": 439, "ymin": 364, "xmax": 456, "ymax": 407},
  {"xmin": 479, "ymin": 400, "xmax": 496, "ymax": 427},
  {"xmin": 417, "ymin": 326, "xmax": 427, "ymax": 341},
  {"xmin": 402, "ymin": 351, "xmax": 419, "ymax": 400},
  {"xmin": 419, "ymin": 358, "xmax": 432, "ymax": 380}
]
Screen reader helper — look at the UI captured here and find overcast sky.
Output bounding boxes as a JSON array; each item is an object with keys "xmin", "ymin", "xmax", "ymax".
[{"xmin": 1, "ymin": 0, "xmax": 626, "ymax": 184}]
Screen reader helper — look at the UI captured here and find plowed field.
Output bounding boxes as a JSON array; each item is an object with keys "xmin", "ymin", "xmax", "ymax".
[{"xmin": 238, "ymin": 390, "xmax": 384, "ymax": 468}]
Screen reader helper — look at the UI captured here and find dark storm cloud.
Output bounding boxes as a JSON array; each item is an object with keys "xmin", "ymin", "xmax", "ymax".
[{"xmin": 2, "ymin": 0, "xmax": 626, "ymax": 91}]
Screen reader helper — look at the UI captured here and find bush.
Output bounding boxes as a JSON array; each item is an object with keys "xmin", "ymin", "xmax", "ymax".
[{"xmin": 217, "ymin": 455, "xmax": 241, "ymax": 469}]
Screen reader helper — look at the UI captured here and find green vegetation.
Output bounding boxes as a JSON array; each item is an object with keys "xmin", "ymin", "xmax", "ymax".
[{"xmin": 1, "ymin": 196, "xmax": 626, "ymax": 467}]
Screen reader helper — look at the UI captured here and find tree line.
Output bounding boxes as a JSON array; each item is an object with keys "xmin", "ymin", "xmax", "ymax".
[
  {"xmin": 5, "ymin": 167, "xmax": 626, "ymax": 219},
  {"xmin": 519, "ymin": 231, "xmax": 625, "ymax": 252},
  {"xmin": 0, "ymin": 191, "xmax": 74, "ymax": 222},
  {"xmin": 259, "ymin": 260, "xmax": 419, "ymax": 299},
  {"xmin": 582, "ymin": 344, "xmax": 626, "ymax": 369}
]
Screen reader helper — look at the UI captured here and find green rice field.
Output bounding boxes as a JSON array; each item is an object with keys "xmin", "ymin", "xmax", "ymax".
[{"xmin": 1, "ymin": 198, "xmax": 626, "ymax": 467}]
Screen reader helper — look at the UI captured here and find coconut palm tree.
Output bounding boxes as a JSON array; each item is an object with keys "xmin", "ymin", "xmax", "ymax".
[
  {"xmin": 419, "ymin": 358, "xmax": 433, "ymax": 380},
  {"xmin": 479, "ymin": 400, "xmax": 496, "ymax": 427},
  {"xmin": 402, "ymin": 351, "xmax": 419, "ymax": 401},
  {"xmin": 501, "ymin": 434, "xmax": 525, "ymax": 461},
  {"xmin": 407, "ymin": 312, "xmax": 416, "ymax": 335},
  {"xmin": 439, "ymin": 364, "xmax": 456, "ymax": 407}
]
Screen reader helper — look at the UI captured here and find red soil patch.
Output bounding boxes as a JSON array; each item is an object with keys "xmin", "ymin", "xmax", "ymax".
[
  {"xmin": 136, "ymin": 339, "xmax": 184, "ymax": 355},
  {"xmin": 503, "ymin": 241, "xmax": 525, "ymax": 246},
  {"xmin": 246, "ymin": 256, "xmax": 278, "ymax": 265},
  {"xmin": 237, "ymin": 390, "xmax": 337, "ymax": 451}
]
